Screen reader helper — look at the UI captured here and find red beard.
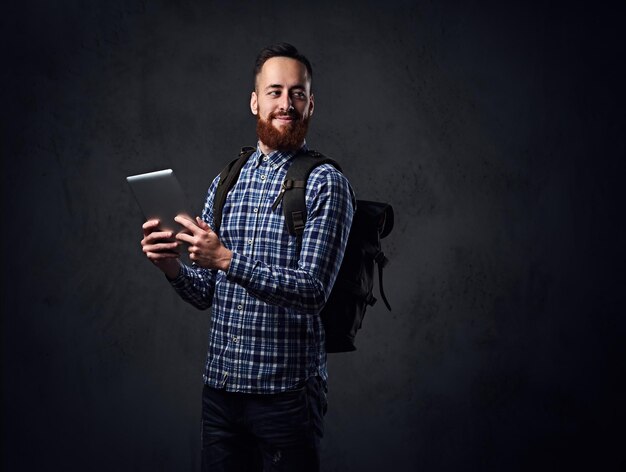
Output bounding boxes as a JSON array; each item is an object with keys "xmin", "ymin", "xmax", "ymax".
[{"xmin": 256, "ymin": 110, "xmax": 310, "ymax": 152}]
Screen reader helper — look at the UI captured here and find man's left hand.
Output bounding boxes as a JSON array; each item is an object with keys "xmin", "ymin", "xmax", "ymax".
[{"xmin": 175, "ymin": 215, "xmax": 232, "ymax": 271}]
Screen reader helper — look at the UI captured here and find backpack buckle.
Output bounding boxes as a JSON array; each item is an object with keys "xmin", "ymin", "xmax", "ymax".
[
  {"xmin": 374, "ymin": 251, "xmax": 389, "ymax": 268},
  {"xmin": 292, "ymin": 211, "xmax": 306, "ymax": 234}
]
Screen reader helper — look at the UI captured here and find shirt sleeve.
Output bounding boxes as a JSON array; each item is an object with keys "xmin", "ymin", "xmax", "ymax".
[
  {"xmin": 167, "ymin": 175, "xmax": 221, "ymax": 310},
  {"xmin": 226, "ymin": 165, "xmax": 355, "ymax": 314}
]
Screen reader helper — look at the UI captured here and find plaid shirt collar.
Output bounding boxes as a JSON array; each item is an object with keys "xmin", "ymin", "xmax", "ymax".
[{"xmin": 253, "ymin": 141, "xmax": 308, "ymax": 168}]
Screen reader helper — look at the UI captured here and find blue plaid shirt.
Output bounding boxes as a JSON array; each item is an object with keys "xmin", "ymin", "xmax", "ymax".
[{"xmin": 170, "ymin": 144, "xmax": 355, "ymax": 394}]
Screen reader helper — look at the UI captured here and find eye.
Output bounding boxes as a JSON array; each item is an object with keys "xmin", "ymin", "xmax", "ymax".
[
  {"xmin": 268, "ymin": 90, "xmax": 280, "ymax": 97},
  {"xmin": 292, "ymin": 91, "xmax": 306, "ymax": 100}
]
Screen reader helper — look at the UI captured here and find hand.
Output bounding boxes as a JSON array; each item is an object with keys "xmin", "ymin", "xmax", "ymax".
[
  {"xmin": 175, "ymin": 215, "xmax": 232, "ymax": 271},
  {"xmin": 141, "ymin": 219, "xmax": 182, "ymax": 278}
]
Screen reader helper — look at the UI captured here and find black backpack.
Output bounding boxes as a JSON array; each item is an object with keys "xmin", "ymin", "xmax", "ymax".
[{"xmin": 213, "ymin": 147, "xmax": 394, "ymax": 353}]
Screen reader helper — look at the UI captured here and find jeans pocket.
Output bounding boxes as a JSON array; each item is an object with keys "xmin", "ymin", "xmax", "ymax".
[{"xmin": 305, "ymin": 376, "xmax": 326, "ymax": 438}]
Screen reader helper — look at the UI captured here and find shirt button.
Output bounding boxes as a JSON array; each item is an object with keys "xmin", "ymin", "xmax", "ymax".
[
  {"xmin": 263, "ymin": 155, "xmax": 269, "ymax": 162},
  {"xmin": 237, "ymin": 304, "xmax": 243, "ymax": 311},
  {"xmin": 247, "ymin": 239, "xmax": 253, "ymax": 244},
  {"xmin": 232, "ymin": 336, "xmax": 239, "ymax": 343},
  {"xmin": 253, "ymin": 208, "xmax": 258, "ymax": 213},
  {"xmin": 260, "ymin": 174, "xmax": 266, "ymax": 181}
]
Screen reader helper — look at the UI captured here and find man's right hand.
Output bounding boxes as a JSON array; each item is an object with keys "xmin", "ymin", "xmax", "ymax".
[{"xmin": 141, "ymin": 219, "xmax": 182, "ymax": 279}]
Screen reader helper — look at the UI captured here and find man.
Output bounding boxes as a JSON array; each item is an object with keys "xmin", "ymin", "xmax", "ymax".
[{"xmin": 141, "ymin": 43, "xmax": 354, "ymax": 471}]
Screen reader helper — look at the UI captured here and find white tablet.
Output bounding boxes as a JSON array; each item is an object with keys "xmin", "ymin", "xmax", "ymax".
[{"xmin": 126, "ymin": 169, "xmax": 192, "ymax": 234}]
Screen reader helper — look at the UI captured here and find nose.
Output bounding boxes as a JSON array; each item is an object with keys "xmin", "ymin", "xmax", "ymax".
[{"xmin": 279, "ymin": 94, "xmax": 293, "ymax": 112}]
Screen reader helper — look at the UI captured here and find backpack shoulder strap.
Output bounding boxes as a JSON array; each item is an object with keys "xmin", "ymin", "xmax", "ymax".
[
  {"xmin": 272, "ymin": 150, "xmax": 342, "ymax": 236},
  {"xmin": 212, "ymin": 146, "xmax": 255, "ymax": 235}
]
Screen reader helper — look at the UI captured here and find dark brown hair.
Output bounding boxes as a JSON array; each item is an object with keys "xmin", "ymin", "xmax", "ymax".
[{"xmin": 253, "ymin": 43, "xmax": 313, "ymax": 89}]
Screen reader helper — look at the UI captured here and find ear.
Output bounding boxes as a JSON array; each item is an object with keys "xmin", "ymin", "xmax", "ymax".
[
  {"xmin": 308, "ymin": 93, "xmax": 315, "ymax": 117},
  {"xmin": 250, "ymin": 91, "xmax": 258, "ymax": 116}
]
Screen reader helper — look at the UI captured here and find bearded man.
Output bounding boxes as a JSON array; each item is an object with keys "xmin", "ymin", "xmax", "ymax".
[{"xmin": 140, "ymin": 43, "xmax": 355, "ymax": 471}]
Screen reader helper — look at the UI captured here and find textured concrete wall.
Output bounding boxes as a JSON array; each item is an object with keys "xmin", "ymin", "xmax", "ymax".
[{"xmin": 3, "ymin": 1, "xmax": 625, "ymax": 470}]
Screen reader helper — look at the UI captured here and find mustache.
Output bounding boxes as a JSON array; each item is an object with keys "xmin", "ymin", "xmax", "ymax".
[{"xmin": 269, "ymin": 109, "xmax": 300, "ymax": 120}]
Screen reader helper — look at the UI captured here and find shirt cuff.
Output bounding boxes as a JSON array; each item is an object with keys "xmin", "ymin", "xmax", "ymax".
[
  {"xmin": 226, "ymin": 252, "xmax": 256, "ymax": 287},
  {"xmin": 167, "ymin": 263, "xmax": 188, "ymax": 288}
]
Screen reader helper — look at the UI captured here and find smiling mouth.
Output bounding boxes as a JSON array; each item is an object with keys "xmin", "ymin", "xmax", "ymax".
[{"xmin": 273, "ymin": 116, "xmax": 296, "ymax": 127}]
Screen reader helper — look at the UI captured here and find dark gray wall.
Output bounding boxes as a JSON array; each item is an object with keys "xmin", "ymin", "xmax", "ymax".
[{"xmin": 3, "ymin": 1, "xmax": 625, "ymax": 471}]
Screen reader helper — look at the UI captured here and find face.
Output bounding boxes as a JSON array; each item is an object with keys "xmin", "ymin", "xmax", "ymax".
[{"xmin": 250, "ymin": 56, "xmax": 314, "ymax": 152}]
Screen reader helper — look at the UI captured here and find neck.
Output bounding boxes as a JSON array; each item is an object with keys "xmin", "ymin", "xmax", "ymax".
[
  {"xmin": 257, "ymin": 140, "xmax": 305, "ymax": 156},
  {"xmin": 258, "ymin": 140, "xmax": 274, "ymax": 156}
]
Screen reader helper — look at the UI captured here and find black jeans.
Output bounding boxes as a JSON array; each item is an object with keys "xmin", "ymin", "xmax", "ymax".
[{"xmin": 201, "ymin": 377, "xmax": 327, "ymax": 472}]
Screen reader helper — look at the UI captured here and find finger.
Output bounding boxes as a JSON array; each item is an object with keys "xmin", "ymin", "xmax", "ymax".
[
  {"xmin": 196, "ymin": 217, "xmax": 211, "ymax": 231},
  {"xmin": 142, "ymin": 219, "xmax": 160, "ymax": 236},
  {"xmin": 175, "ymin": 232, "xmax": 194, "ymax": 244},
  {"xmin": 142, "ymin": 219, "xmax": 160, "ymax": 229},
  {"xmin": 175, "ymin": 215, "xmax": 201, "ymax": 234},
  {"xmin": 143, "ymin": 241, "xmax": 180, "ymax": 253},
  {"xmin": 147, "ymin": 251, "xmax": 180, "ymax": 261},
  {"xmin": 142, "ymin": 230, "xmax": 174, "ymax": 244}
]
